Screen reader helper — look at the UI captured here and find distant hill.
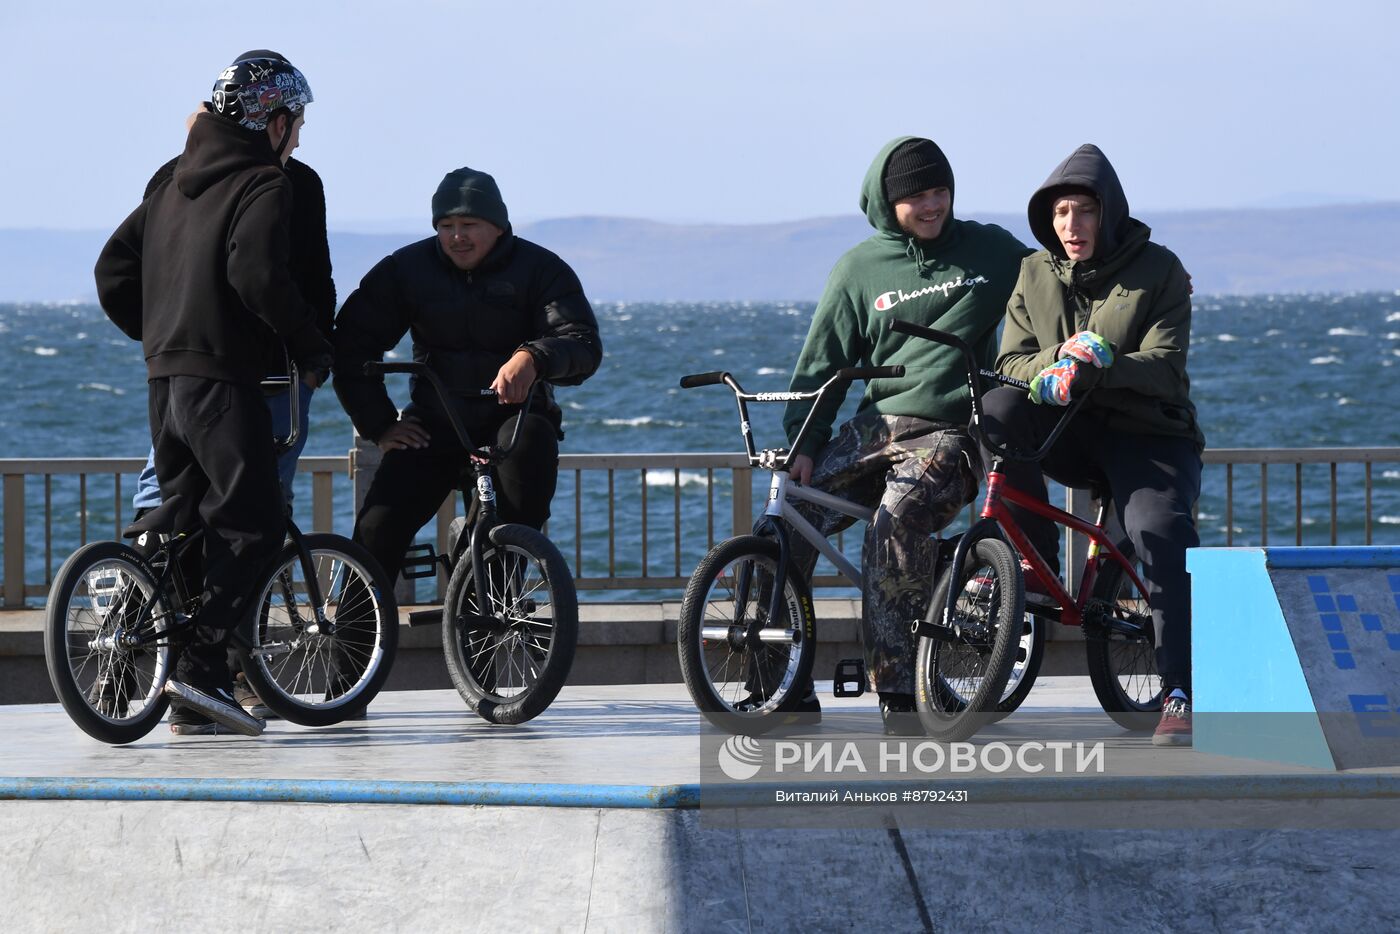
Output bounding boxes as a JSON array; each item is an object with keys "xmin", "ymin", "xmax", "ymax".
[{"xmin": 4, "ymin": 203, "xmax": 1398, "ymax": 303}]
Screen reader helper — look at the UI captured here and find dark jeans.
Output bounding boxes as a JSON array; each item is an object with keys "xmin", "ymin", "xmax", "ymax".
[
  {"xmin": 979, "ymin": 387, "xmax": 1202, "ymax": 693},
  {"xmin": 353, "ymin": 413, "xmax": 559, "ymax": 583},
  {"xmin": 149, "ymin": 376, "xmax": 285, "ymax": 675}
]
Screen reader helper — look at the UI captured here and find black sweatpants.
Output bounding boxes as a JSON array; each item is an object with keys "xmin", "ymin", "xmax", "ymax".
[
  {"xmin": 354, "ymin": 413, "xmax": 559, "ymax": 583},
  {"xmin": 150, "ymin": 376, "xmax": 285, "ymax": 678},
  {"xmin": 979, "ymin": 386, "xmax": 1202, "ymax": 693}
]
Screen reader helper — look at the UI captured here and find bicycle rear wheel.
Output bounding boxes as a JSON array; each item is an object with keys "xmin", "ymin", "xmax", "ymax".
[
  {"xmin": 238, "ymin": 534, "xmax": 398, "ymax": 727},
  {"xmin": 1085, "ymin": 560, "xmax": 1162, "ymax": 731},
  {"xmin": 915, "ymin": 537, "xmax": 1024, "ymax": 742},
  {"xmin": 442, "ymin": 523, "xmax": 578, "ymax": 725},
  {"xmin": 44, "ymin": 541, "xmax": 173, "ymax": 744},
  {"xmin": 676, "ymin": 535, "xmax": 816, "ymax": 735}
]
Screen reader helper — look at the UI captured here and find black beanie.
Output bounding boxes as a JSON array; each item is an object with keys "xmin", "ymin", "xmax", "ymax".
[
  {"xmin": 431, "ymin": 167, "xmax": 510, "ymax": 231},
  {"xmin": 883, "ymin": 138, "xmax": 954, "ymax": 205}
]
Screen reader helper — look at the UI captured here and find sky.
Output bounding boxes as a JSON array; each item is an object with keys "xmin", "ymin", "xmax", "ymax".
[{"xmin": 3, "ymin": 0, "xmax": 1397, "ymax": 232}]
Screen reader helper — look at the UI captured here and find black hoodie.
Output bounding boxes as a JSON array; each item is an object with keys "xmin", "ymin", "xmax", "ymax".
[{"xmin": 95, "ymin": 112, "xmax": 330, "ymax": 385}]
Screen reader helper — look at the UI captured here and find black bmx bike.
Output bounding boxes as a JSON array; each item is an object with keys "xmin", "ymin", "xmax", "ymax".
[
  {"xmin": 44, "ymin": 368, "xmax": 399, "ymax": 744},
  {"xmin": 366, "ymin": 361, "xmax": 579, "ymax": 725}
]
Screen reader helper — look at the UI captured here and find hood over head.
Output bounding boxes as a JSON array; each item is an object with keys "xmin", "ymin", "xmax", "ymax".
[
  {"xmin": 174, "ymin": 110, "xmax": 281, "ymax": 199},
  {"xmin": 431, "ymin": 167, "xmax": 511, "ymax": 233},
  {"xmin": 1028, "ymin": 143, "xmax": 1131, "ymax": 260},
  {"xmin": 859, "ymin": 136, "xmax": 955, "ymax": 240}
]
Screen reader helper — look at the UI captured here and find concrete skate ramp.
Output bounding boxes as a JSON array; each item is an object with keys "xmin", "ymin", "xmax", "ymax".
[
  {"xmin": 1192, "ymin": 546, "xmax": 1400, "ymax": 769},
  {"xmin": 4, "ymin": 683, "xmax": 1400, "ymax": 930}
]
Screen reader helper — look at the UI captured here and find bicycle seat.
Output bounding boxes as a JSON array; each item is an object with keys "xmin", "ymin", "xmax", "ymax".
[{"xmin": 122, "ymin": 493, "xmax": 188, "ymax": 539}]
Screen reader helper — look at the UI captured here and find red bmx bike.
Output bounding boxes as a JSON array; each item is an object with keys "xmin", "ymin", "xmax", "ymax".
[{"xmin": 891, "ymin": 320, "xmax": 1163, "ymax": 743}]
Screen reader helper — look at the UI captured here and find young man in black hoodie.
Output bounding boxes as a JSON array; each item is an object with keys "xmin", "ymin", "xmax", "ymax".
[{"xmin": 95, "ymin": 54, "xmax": 332, "ymax": 736}]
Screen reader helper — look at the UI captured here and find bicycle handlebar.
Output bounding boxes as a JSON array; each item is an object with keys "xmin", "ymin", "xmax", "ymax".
[
  {"xmin": 678, "ymin": 364, "xmax": 905, "ymax": 469},
  {"xmin": 363, "ymin": 360, "xmax": 539, "ymax": 460},
  {"xmin": 678, "ymin": 371, "xmax": 727, "ymax": 389},
  {"xmin": 888, "ymin": 319, "xmax": 1087, "ymax": 464}
]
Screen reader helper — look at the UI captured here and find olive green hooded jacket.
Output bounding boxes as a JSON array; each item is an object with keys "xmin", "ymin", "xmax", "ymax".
[
  {"xmin": 998, "ymin": 144, "xmax": 1204, "ymax": 449},
  {"xmin": 784, "ymin": 136, "xmax": 1029, "ymax": 457}
]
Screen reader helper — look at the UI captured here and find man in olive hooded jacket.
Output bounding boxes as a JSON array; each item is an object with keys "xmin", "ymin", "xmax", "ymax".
[
  {"xmin": 985, "ymin": 143, "xmax": 1202, "ymax": 746},
  {"xmin": 781, "ymin": 137, "xmax": 1030, "ymax": 732}
]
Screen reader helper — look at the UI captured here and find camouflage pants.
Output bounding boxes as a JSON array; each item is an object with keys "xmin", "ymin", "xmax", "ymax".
[{"xmin": 790, "ymin": 410, "xmax": 978, "ymax": 695}]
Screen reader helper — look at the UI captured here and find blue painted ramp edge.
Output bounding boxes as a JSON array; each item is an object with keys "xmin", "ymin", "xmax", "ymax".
[
  {"xmin": 4, "ymin": 775, "xmax": 1400, "ymax": 808},
  {"xmin": 1265, "ymin": 547, "xmax": 1400, "ymax": 569}
]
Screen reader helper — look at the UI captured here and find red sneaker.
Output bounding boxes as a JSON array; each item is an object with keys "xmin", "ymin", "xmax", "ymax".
[{"xmin": 1152, "ymin": 695, "xmax": 1192, "ymax": 747}]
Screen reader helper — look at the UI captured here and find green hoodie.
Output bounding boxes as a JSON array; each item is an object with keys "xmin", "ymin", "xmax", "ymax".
[
  {"xmin": 783, "ymin": 136, "xmax": 1030, "ymax": 457},
  {"xmin": 998, "ymin": 143, "xmax": 1204, "ymax": 449}
]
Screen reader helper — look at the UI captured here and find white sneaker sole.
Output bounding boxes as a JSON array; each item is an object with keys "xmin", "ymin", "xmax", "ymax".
[{"xmin": 164, "ymin": 681, "xmax": 266, "ymax": 737}]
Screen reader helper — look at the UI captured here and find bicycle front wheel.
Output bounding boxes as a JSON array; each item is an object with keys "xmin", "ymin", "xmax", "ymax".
[
  {"xmin": 915, "ymin": 536, "xmax": 1024, "ymax": 742},
  {"xmin": 676, "ymin": 535, "xmax": 816, "ymax": 735},
  {"xmin": 1085, "ymin": 560, "xmax": 1162, "ymax": 731},
  {"xmin": 44, "ymin": 541, "xmax": 173, "ymax": 744},
  {"xmin": 238, "ymin": 534, "xmax": 398, "ymax": 727},
  {"xmin": 442, "ymin": 523, "xmax": 579, "ymax": 725},
  {"xmin": 933, "ymin": 611, "xmax": 1045, "ymax": 722}
]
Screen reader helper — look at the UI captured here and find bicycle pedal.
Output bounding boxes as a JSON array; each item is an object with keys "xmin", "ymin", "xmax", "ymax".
[
  {"xmin": 407, "ymin": 607, "xmax": 443, "ymax": 627},
  {"xmin": 833, "ymin": 658, "xmax": 866, "ymax": 698},
  {"xmin": 401, "ymin": 543, "xmax": 442, "ymax": 580}
]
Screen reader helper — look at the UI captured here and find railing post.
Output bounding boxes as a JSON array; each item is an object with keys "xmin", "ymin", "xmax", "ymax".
[
  {"xmin": 4, "ymin": 474, "xmax": 25, "ymax": 608},
  {"xmin": 312, "ymin": 471, "xmax": 333, "ymax": 534},
  {"xmin": 731, "ymin": 466, "xmax": 752, "ymax": 537}
]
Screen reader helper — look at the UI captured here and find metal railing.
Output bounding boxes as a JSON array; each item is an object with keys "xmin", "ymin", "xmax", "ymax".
[{"xmin": 3, "ymin": 447, "xmax": 1399, "ymax": 607}]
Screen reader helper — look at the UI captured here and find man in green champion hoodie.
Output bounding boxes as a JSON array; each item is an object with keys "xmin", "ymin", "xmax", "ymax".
[{"xmin": 782, "ymin": 137, "xmax": 1030, "ymax": 733}]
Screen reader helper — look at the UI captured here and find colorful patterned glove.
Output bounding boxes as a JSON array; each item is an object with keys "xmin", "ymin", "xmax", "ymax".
[
  {"xmin": 1059, "ymin": 331, "xmax": 1114, "ymax": 368},
  {"xmin": 1028, "ymin": 358, "xmax": 1079, "ymax": 405}
]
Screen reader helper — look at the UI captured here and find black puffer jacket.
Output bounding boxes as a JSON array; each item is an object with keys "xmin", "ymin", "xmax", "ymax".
[
  {"xmin": 332, "ymin": 234, "xmax": 602, "ymax": 442},
  {"xmin": 94, "ymin": 113, "xmax": 330, "ymax": 384}
]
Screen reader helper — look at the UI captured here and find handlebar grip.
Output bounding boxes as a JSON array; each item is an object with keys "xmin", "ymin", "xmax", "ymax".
[
  {"xmin": 679, "ymin": 371, "xmax": 728, "ymax": 389},
  {"xmin": 837, "ymin": 365, "xmax": 905, "ymax": 382},
  {"xmin": 364, "ymin": 361, "xmax": 423, "ymax": 376}
]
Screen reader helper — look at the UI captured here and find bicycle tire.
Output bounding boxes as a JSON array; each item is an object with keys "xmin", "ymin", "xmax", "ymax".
[
  {"xmin": 677, "ymin": 535, "xmax": 816, "ymax": 735},
  {"xmin": 915, "ymin": 536, "xmax": 1024, "ymax": 742},
  {"xmin": 237, "ymin": 534, "xmax": 398, "ymax": 727},
  {"xmin": 44, "ymin": 541, "xmax": 173, "ymax": 744},
  {"xmin": 1085, "ymin": 560, "xmax": 1162, "ymax": 731},
  {"xmin": 442, "ymin": 523, "xmax": 578, "ymax": 725},
  {"xmin": 933, "ymin": 611, "xmax": 1045, "ymax": 722}
]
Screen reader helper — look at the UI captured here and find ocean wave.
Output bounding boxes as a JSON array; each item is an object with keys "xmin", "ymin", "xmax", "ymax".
[
  {"xmin": 1327, "ymin": 327, "xmax": 1366, "ymax": 336},
  {"xmin": 1216, "ymin": 334, "xmax": 1238, "ymax": 342},
  {"xmin": 1309, "ymin": 355, "xmax": 1341, "ymax": 365},
  {"xmin": 32, "ymin": 347, "xmax": 58, "ymax": 357},
  {"xmin": 1264, "ymin": 329, "xmax": 1282, "ymax": 337},
  {"xmin": 602, "ymin": 416, "xmax": 686, "ymax": 428},
  {"xmin": 1382, "ymin": 470, "xmax": 1400, "ymax": 480},
  {"xmin": 756, "ymin": 367, "xmax": 783, "ymax": 376},
  {"xmin": 644, "ymin": 470, "xmax": 712, "ymax": 488},
  {"xmin": 566, "ymin": 401, "xmax": 585, "ymax": 411},
  {"xmin": 1379, "ymin": 516, "xmax": 1400, "ymax": 525},
  {"xmin": 1337, "ymin": 397, "xmax": 1352, "ymax": 405},
  {"xmin": 78, "ymin": 383, "xmax": 124, "ymax": 395},
  {"xmin": 1386, "ymin": 312, "xmax": 1400, "ymax": 322}
]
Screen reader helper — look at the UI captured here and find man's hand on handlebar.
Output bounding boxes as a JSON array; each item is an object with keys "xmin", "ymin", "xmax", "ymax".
[
  {"xmin": 376, "ymin": 414, "xmax": 431, "ymax": 452},
  {"xmin": 789, "ymin": 453, "xmax": 814, "ymax": 486},
  {"xmin": 491, "ymin": 349, "xmax": 537, "ymax": 405}
]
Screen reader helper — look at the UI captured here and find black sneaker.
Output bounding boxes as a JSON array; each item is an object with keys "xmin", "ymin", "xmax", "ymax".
[
  {"xmin": 879, "ymin": 692, "xmax": 924, "ymax": 737},
  {"xmin": 164, "ymin": 679, "xmax": 265, "ymax": 737},
  {"xmin": 168, "ymin": 704, "xmax": 222, "ymax": 736}
]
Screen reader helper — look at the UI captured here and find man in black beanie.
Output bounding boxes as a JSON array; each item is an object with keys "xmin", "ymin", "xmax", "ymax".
[
  {"xmin": 333, "ymin": 168, "xmax": 602, "ymax": 689},
  {"xmin": 779, "ymin": 136, "xmax": 1032, "ymax": 734}
]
